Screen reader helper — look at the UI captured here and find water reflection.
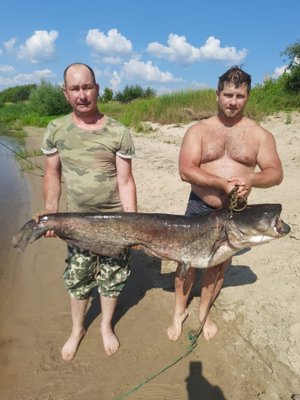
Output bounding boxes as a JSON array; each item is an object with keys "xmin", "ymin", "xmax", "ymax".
[{"xmin": 0, "ymin": 137, "xmax": 30, "ymax": 265}]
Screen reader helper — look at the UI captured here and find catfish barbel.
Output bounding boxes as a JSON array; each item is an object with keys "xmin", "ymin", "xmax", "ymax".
[{"xmin": 12, "ymin": 204, "xmax": 290, "ymax": 269}]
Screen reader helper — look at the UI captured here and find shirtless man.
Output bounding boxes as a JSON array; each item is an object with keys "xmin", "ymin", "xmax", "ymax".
[{"xmin": 167, "ymin": 66, "xmax": 283, "ymax": 341}]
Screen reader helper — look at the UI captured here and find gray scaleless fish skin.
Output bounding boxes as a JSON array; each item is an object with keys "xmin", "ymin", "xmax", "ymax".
[{"xmin": 12, "ymin": 204, "xmax": 290, "ymax": 269}]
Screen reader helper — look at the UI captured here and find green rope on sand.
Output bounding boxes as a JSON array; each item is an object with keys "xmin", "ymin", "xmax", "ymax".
[
  {"xmin": 114, "ymin": 266, "xmax": 222, "ymax": 400},
  {"xmin": 114, "ymin": 329, "xmax": 201, "ymax": 400}
]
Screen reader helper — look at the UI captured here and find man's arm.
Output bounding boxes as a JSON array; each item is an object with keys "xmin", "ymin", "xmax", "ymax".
[
  {"xmin": 252, "ymin": 130, "xmax": 283, "ymax": 187},
  {"xmin": 229, "ymin": 129, "xmax": 283, "ymax": 196},
  {"xmin": 116, "ymin": 156, "xmax": 137, "ymax": 212},
  {"xmin": 43, "ymin": 152, "xmax": 62, "ymax": 213}
]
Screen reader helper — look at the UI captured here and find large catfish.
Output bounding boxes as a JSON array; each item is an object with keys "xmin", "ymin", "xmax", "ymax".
[{"xmin": 12, "ymin": 204, "xmax": 290, "ymax": 269}]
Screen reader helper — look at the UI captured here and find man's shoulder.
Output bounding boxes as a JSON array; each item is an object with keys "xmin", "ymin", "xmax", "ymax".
[
  {"xmin": 242, "ymin": 116, "xmax": 271, "ymax": 136},
  {"xmin": 47, "ymin": 114, "xmax": 72, "ymax": 129},
  {"xmin": 104, "ymin": 116, "xmax": 134, "ymax": 143},
  {"xmin": 105, "ymin": 116, "xmax": 127, "ymax": 130},
  {"xmin": 186, "ymin": 116, "xmax": 216, "ymax": 134}
]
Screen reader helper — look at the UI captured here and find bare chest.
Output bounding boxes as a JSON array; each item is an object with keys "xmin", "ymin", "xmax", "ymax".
[{"xmin": 202, "ymin": 128, "xmax": 257, "ymax": 167}]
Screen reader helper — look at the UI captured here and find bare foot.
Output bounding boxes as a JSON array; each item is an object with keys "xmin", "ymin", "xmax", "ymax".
[
  {"xmin": 61, "ymin": 329, "xmax": 85, "ymax": 361},
  {"xmin": 167, "ymin": 309, "xmax": 189, "ymax": 341},
  {"xmin": 202, "ymin": 315, "xmax": 218, "ymax": 340},
  {"xmin": 100, "ymin": 325, "xmax": 119, "ymax": 356}
]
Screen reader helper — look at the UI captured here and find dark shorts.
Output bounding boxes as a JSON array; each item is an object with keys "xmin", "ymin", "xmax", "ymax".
[{"xmin": 185, "ymin": 191, "xmax": 217, "ymax": 217}]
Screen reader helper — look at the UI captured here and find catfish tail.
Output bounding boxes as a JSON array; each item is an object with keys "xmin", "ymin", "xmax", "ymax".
[{"xmin": 12, "ymin": 219, "xmax": 46, "ymax": 253}]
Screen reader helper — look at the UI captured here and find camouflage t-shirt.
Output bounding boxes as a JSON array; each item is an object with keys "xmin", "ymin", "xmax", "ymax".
[{"xmin": 41, "ymin": 114, "xmax": 135, "ymax": 212}]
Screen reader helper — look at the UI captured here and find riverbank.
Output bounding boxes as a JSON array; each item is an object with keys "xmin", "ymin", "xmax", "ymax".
[{"xmin": 0, "ymin": 113, "xmax": 300, "ymax": 399}]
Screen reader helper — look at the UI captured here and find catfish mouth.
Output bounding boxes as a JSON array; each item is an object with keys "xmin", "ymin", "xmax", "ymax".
[
  {"xmin": 224, "ymin": 208, "xmax": 290, "ymax": 250},
  {"xmin": 273, "ymin": 214, "xmax": 290, "ymax": 236}
]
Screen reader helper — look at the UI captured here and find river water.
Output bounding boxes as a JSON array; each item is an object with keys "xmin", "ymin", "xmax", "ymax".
[{"xmin": 0, "ymin": 137, "xmax": 31, "ymax": 264}]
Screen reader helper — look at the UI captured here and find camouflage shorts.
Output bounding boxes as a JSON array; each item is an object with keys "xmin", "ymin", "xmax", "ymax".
[{"xmin": 63, "ymin": 245, "xmax": 130, "ymax": 299}]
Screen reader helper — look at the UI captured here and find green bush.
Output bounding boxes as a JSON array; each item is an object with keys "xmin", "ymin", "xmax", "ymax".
[
  {"xmin": 0, "ymin": 102, "xmax": 30, "ymax": 123},
  {"xmin": 284, "ymin": 68, "xmax": 300, "ymax": 93},
  {"xmin": 281, "ymin": 39, "xmax": 300, "ymax": 93},
  {"xmin": 101, "ymin": 87, "xmax": 113, "ymax": 103},
  {"xmin": 249, "ymin": 75, "xmax": 300, "ymax": 114},
  {"xmin": 114, "ymin": 85, "xmax": 156, "ymax": 103},
  {"xmin": 0, "ymin": 84, "xmax": 37, "ymax": 105},
  {"xmin": 29, "ymin": 81, "xmax": 72, "ymax": 116}
]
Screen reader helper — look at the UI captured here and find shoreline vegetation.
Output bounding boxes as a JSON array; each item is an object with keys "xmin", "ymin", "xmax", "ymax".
[
  {"xmin": 0, "ymin": 82, "xmax": 299, "ymax": 176},
  {"xmin": 0, "ymin": 74, "xmax": 300, "ymax": 144}
]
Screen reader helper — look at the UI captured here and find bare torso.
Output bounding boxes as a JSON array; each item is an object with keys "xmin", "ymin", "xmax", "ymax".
[{"xmin": 190, "ymin": 115, "xmax": 262, "ymax": 208}]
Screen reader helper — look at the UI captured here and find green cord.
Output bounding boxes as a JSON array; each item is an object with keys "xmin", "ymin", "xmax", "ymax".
[
  {"xmin": 115, "ymin": 266, "xmax": 222, "ymax": 400},
  {"xmin": 114, "ymin": 330, "xmax": 200, "ymax": 400}
]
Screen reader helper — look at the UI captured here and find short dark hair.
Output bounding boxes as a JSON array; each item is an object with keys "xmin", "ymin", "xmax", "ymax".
[
  {"xmin": 63, "ymin": 63, "xmax": 96, "ymax": 87},
  {"xmin": 218, "ymin": 66, "xmax": 251, "ymax": 93}
]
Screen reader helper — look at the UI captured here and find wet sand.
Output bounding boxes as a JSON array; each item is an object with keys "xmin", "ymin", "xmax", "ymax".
[{"xmin": 0, "ymin": 114, "xmax": 299, "ymax": 399}]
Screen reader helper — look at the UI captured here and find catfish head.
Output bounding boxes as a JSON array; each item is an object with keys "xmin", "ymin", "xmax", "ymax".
[{"xmin": 224, "ymin": 204, "xmax": 290, "ymax": 250}]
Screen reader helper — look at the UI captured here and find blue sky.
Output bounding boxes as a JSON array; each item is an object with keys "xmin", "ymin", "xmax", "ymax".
[{"xmin": 0, "ymin": 0, "xmax": 299, "ymax": 94}]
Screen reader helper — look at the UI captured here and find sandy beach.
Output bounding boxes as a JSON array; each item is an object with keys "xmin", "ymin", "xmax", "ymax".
[{"xmin": 0, "ymin": 112, "xmax": 299, "ymax": 400}]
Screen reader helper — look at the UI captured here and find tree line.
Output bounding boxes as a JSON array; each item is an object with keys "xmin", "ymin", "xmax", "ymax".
[{"xmin": 0, "ymin": 81, "xmax": 156, "ymax": 116}]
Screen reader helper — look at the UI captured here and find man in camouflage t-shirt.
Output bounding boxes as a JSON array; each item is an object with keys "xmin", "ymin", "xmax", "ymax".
[
  {"xmin": 40, "ymin": 63, "xmax": 137, "ymax": 361},
  {"xmin": 42, "ymin": 113, "xmax": 135, "ymax": 212}
]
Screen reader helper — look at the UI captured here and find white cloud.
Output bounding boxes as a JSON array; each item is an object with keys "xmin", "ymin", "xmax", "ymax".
[
  {"xmin": 0, "ymin": 69, "xmax": 54, "ymax": 87},
  {"xmin": 90, "ymin": 66, "xmax": 121, "ymax": 91},
  {"xmin": 270, "ymin": 57, "xmax": 300, "ymax": 80},
  {"xmin": 93, "ymin": 66, "xmax": 108, "ymax": 79},
  {"xmin": 147, "ymin": 34, "xmax": 198, "ymax": 64},
  {"xmin": 121, "ymin": 59, "xmax": 181, "ymax": 83},
  {"xmin": 110, "ymin": 71, "xmax": 121, "ymax": 91},
  {"xmin": 271, "ymin": 65, "xmax": 288, "ymax": 79},
  {"xmin": 4, "ymin": 38, "xmax": 16, "ymax": 53},
  {"xmin": 100, "ymin": 56, "xmax": 124, "ymax": 65},
  {"xmin": 86, "ymin": 29, "xmax": 132, "ymax": 62},
  {"xmin": 92, "ymin": 59, "xmax": 181, "ymax": 91},
  {"xmin": 188, "ymin": 80, "xmax": 209, "ymax": 90},
  {"xmin": 18, "ymin": 30, "xmax": 58, "ymax": 64},
  {"xmin": 199, "ymin": 36, "xmax": 247, "ymax": 62},
  {"xmin": 147, "ymin": 34, "xmax": 247, "ymax": 64},
  {"xmin": 0, "ymin": 64, "xmax": 15, "ymax": 73}
]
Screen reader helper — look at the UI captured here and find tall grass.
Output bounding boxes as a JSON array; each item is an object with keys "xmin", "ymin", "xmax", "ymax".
[
  {"xmin": 101, "ymin": 81, "xmax": 300, "ymax": 127},
  {"xmin": 249, "ymin": 76, "xmax": 300, "ymax": 114},
  {"xmin": 0, "ymin": 102, "xmax": 58, "ymax": 128},
  {"xmin": 101, "ymin": 89, "xmax": 218, "ymax": 128}
]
